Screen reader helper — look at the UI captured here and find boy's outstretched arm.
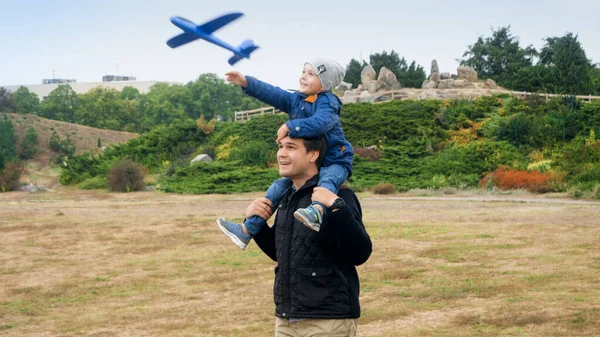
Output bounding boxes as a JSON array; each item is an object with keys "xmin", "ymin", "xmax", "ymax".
[{"xmin": 241, "ymin": 76, "xmax": 294, "ymax": 113}]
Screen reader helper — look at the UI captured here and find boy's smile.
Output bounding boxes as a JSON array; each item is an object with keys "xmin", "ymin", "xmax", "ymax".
[{"xmin": 298, "ymin": 63, "xmax": 323, "ymax": 95}]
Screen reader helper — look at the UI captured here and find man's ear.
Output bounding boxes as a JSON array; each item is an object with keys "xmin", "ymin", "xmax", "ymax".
[{"xmin": 308, "ymin": 150, "xmax": 320, "ymax": 164}]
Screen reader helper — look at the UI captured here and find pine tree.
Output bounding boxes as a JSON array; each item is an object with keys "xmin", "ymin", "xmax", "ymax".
[
  {"xmin": 19, "ymin": 127, "xmax": 39, "ymax": 160},
  {"xmin": 0, "ymin": 114, "xmax": 17, "ymax": 168}
]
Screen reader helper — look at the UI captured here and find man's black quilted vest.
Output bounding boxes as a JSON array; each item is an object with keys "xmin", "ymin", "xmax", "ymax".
[{"xmin": 272, "ymin": 178, "xmax": 360, "ymax": 319}]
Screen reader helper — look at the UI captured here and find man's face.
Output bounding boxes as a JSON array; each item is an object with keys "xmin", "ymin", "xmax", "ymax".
[
  {"xmin": 298, "ymin": 63, "xmax": 323, "ymax": 95},
  {"xmin": 277, "ymin": 136, "xmax": 317, "ymax": 180}
]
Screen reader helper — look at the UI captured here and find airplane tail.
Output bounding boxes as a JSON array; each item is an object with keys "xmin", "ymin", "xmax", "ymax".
[{"xmin": 228, "ymin": 39, "xmax": 259, "ymax": 65}]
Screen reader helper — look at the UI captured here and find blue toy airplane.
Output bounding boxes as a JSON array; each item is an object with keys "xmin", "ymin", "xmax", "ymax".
[{"xmin": 167, "ymin": 12, "xmax": 259, "ymax": 65}]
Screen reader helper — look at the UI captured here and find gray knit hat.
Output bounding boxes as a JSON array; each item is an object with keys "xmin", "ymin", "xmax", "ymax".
[{"xmin": 306, "ymin": 58, "xmax": 346, "ymax": 92}]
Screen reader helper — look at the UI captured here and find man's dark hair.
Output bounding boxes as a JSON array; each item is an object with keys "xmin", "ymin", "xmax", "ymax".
[{"xmin": 303, "ymin": 137, "xmax": 327, "ymax": 167}]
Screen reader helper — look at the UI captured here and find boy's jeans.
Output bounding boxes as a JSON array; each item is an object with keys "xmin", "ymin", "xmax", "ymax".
[{"xmin": 244, "ymin": 164, "xmax": 349, "ymax": 235}]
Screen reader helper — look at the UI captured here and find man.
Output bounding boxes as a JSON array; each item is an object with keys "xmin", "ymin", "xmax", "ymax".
[{"xmin": 244, "ymin": 135, "xmax": 372, "ymax": 337}]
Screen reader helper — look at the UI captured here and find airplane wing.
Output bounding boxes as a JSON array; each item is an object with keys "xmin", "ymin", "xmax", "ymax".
[
  {"xmin": 166, "ymin": 32, "xmax": 200, "ymax": 48},
  {"xmin": 197, "ymin": 12, "xmax": 244, "ymax": 34}
]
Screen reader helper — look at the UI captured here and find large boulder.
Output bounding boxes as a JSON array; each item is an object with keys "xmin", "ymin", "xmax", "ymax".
[
  {"xmin": 430, "ymin": 60, "xmax": 440, "ymax": 82},
  {"xmin": 190, "ymin": 154, "xmax": 213, "ymax": 165},
  {"xmin": 453, "ymin": 79, "xmax": 476, "ymax": 89},
  {"xmin": 422, "ymin": 80, "xmax": 437, "ymax": 89},
  {"xmin": 340, "ymin": 90, "xmax": 360, "ymax": 103},
  {"xmin": 377, "ymin": 67, "xmax": 402, "ymax": 90},
  {"xmin": 365, "ymin": 80, "xmax": 384, "ymax": 94},
  {"xmin": 457, "ymin": 66, "xmax": 478, "ymax": 82},
  {"xmin": 358, "ymin": 90, "xmax": 376, "ymax": 103},
  {"xmin": 484, "ymin": 79, "xmax": 499, "ymax": 89},
  {"xmin": 440, "ymin": 72, "xmax": 451, "ymax": 80},
  {"xmin": 336, "ymin": 81, "xmax": 352, "ymax": 95},
  {"xmin": 437, "ymin": 79, "xmax": 454, "ymax": 89},
  {"xmin": 361, "ymin": 65, "xmax": 376, "ymax": 85}
]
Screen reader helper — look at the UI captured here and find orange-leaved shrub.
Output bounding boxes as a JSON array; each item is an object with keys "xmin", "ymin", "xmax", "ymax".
[
  {"xmin": 372, "ymin": 182, "xmax": 396, "ymax": 195},
  {"xmin": 480, "ymin": 166, "xmax": 564, "ymax": 193},
  {"xmin": 107, "ymin": 159, "xmax": 146, "ymax": 192}
]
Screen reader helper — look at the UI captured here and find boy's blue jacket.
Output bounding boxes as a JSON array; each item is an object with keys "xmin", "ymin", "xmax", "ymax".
[{"xmin": 243, "ymin": 76, "xmax": 354, "ymax": 177}]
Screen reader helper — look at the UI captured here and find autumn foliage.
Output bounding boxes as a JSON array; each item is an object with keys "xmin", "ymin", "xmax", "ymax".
[{"xmin": 480, "ymin": 166, "xmax": 564, "ymax": 193}]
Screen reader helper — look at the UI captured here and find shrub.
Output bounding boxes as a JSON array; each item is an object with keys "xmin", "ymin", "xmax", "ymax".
[
  {"xmin": 19, "ymin": 127, "xmax": 39, "ymax": 160},
  {"xmin": 78, "ymin": 176, "xmax": 107, "ymax": 190},
  {"xmin": 49, "ymin": 130, "xmax": 61, "ymax": 152},
  {"xmin": 230, "ymin": 140, "xmax": 276, "ymax": 168},
  {"xmin": 354, "ymin": 147, "xmax": 381, "ymax": 161},
  {"xmin": 0, "ymin": 162, "xmax": 24, "ymax": 192},
  {"xmin": 480, "ymin": 166, "xmax": 564, "ymax": 193},
  {"xmin": 372, "ymin": 183, "xmax": 396, "ymax": 195},
  {"xmin": 107, "ymin": 159, "xmax": 146, "ymax": 192},
  {"xmin": 594, "ymin": 185, "xmax": 600, "ymax": 200}
]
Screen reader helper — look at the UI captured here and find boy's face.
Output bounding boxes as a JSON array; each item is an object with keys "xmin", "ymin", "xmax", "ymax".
[{"xmin": 298, "ymin": 63, "xmax": 323, "ymax": 95}]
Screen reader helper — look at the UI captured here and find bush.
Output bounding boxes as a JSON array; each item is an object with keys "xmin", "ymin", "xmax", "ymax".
[
  {"xmin": 19, "ymin": 127, "xmax": 39, "ymax": 160},
  {"xmin": 372, "ymin": 183, "xmax": 396, "ymax": 195},
  {"xmin": 0, "ymin": 162, "xmax": 24, "ymax": 192},
  {"xmin": 107, "ymin": 159, "xmax": 146, "ymax": 192},
  {"xmin": 354, "ymin": 147, "xmax": 381, "ymax": 161},
  {"xmin": 78, "ymin": 176, "xmax": 107, "ymax": 190},
  {"xmin": 49, "ymin": 130, "xmax": 61, "ymax": 152},
  {"xmin": 480, "ymin": 166, "xmax": 564, "ymax": 193},
  {"xmin": 230, "ymin": 140, "xmax": 277, "ymax": 167},
  {"xmin": 594, "ymin": 185, "xmax": 600, "ymax": 200}
]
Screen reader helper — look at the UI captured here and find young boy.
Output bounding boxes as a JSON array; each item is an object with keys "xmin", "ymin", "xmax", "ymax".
[{"xmin": 217, "ymin": 58, "xmax": 354, "ymax": 250}]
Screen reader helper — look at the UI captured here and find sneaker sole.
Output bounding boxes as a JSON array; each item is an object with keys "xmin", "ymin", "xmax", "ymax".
[
  {"xmin": 216, "ymin": 218, "xmax": 248, "ymax": 250},
  {"xmin": 293, "ymin": 212, "xmax": 321, "ymax": 232}
]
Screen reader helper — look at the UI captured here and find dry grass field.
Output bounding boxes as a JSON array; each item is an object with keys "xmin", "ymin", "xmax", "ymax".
[{"xmin": 1, "ymin": 188, "xmax": 599, "ymax": 336}]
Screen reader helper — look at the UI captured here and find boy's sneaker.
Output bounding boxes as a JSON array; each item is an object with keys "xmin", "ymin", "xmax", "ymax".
[
  {"xmin": 217, "ymin": 218, "xmax": 251, "ymax": 250},
  {"xmin": 294, "ymin": 205, "xmax": 322, "ymax": 232}
]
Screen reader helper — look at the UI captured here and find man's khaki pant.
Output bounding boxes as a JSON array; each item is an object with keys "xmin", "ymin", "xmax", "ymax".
[{"xmin": 275, "ymin": 317, "xmax": 357, "ymax": 337}]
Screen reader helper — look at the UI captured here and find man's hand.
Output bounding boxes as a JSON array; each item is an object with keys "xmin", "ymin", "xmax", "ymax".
[
  {"xmin": 276, "ymin": 123, "xmax": 290, "ymax": 143},
  {"xmin": 245, "ymin": 197, "xmax": 274, "ymax": 221},
  {"xmin": 225, "ymin": 71, "xmax": 248, "ymax": 88},
  {"xmin": 311, "ymin": 187, "xmax": 338, "ymax": 209}
]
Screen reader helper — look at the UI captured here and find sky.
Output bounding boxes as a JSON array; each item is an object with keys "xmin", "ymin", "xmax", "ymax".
[{"xmin": 1, "ymin": 0, "xmax": 599, "ymax": 91}]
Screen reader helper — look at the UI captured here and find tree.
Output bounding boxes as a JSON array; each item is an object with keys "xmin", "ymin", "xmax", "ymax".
[
  {"xmin": 49, "ymin": 130, "xmax": 61, "ymax": 152},
  {"xmin": 140, "ymin": 82, "xmax": 192, "ymax": 131},
  {"xmin": 77, "ymin": 87, "xmax": 125, "ymax": 130},
  {"xmin": 397, "ymin": 60, "xmax": 427, "ymax": 88},
  {"xmin": 368, "ymin": 51, "xmax": 426, "ymax": 88},
  {"xmin": 344, "ymin": 58, "xmax": 368, "ymax": 88},
  {"xmin": 0, "ymin": 87, "xmax": 16, "ymax": 113},
  {"xmin": 186, "ymin": 74, "xmax": 238, "ymax": 121},
  {"xmin": 509, "ymin": 65, "xmax": 554, "ymax": 93},
  {"xmin": 40, "ymin": 84, "xmax": 79, "ymax": 122},
  {"xmin": 0, "ymin": 114, "xmax": 17, "ymax": 168},
  {"xmin": 370, "ymin": 50, "xmax": 404, "ymax": 79},
  {"xmin": 19, "ymin": 127, "xmax": 39, "ymax": 160},
  {"xmin": 591, "ymin": 67, "xmax": 600, "ymax": 95},
  {"xmin": 13, "ymin": 86, "xmax": 40, "ymax": 114},
  {"xmin": 459, "ymin": 26, "xmax": 537, "ymax": 87},
  {"xmin": 538, "ymin": 33, "xmax": 593, "ymax": 95},
  {"xmin": 120, "ymin": 86, "xmax": 141, "ymax": 100}
]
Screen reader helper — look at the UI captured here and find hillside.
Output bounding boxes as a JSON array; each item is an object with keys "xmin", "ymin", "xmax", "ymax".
[
  {"xmin": 6, "ymin": 113, "xmax": 138, "ymax": 157},
  {"xmin": 4, "ymin": 113, "xmax": 138, "ymax": 188}
]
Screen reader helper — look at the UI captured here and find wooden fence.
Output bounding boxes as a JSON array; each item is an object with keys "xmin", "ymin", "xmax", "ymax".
[
  {"xmin": 234, "ymin": 106, "xmax": 282, "ymax": 122},
  {"xmin": 234, "ymin": 91, "xmax": 600, "ymax": 122}
]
